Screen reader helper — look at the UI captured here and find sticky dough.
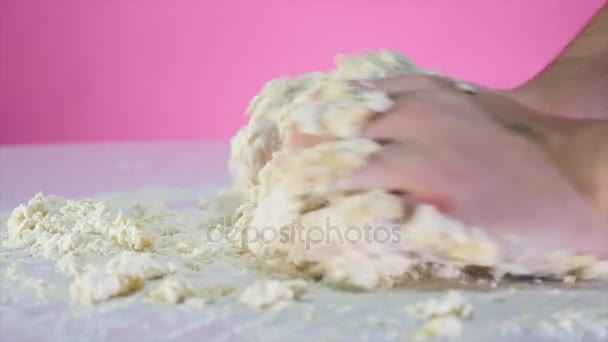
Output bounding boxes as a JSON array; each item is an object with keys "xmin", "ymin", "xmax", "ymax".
[{"xmin": 228, "ymin": 50, "xmax": 608, "ymax": 289}]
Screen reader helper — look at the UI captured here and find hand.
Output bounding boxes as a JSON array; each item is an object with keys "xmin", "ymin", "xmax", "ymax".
[{"xmin": 330, "ymin": 75, "xmax": 608, "ymax": 257}]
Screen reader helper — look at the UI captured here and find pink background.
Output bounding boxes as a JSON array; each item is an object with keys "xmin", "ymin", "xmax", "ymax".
[{"xmin": 0, "ymin": 0, "xmax": 605, "ymax": 145}]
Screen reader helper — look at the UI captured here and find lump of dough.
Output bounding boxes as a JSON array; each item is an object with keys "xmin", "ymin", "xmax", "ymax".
[
  {"xmin": 69, "ymin": 273, "xmax": 143, "ymax": 304},
  {"xmin": 239, "ymin": 279, "xmax": 308, "ymax": 310},
  {"xmin": 149, "ymin": 277, "xmax": 195, "ymax": 304}
]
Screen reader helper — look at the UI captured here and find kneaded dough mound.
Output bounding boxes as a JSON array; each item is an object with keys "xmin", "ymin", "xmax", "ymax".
[{"xmin": 229, "ymin": 50, "xmax": 608, "ymax": 290}]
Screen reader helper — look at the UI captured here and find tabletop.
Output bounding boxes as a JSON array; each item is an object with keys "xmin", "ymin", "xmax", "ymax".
[{"xmin": 1, "ymin": 142, "xmax": 607, "ymax": 342}]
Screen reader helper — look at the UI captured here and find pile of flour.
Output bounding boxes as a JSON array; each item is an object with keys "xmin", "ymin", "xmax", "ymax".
[
  {"xmin": 3, "ymin": 193, "xmax": 236, "ymax": 304},
  {"xmin": 3, "ymin": 51, "xmax": 608, "ymax": 306}
]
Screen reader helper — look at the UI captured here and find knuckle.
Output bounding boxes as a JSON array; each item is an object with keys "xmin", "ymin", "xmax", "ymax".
[
  {"xmin": 400, "ymin": 92, "xmax": 435, "ymax": 112},
  {"xmin": 420, "ymin": 74, "xmax": 443, "ymax": 87}
]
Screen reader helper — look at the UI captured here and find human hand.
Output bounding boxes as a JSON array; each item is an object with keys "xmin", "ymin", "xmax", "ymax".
[{"xmin": 325, "ymin": 75, "xmax": 608, "ymax": 257}]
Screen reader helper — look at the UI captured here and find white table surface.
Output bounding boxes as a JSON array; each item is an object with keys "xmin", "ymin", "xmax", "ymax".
[{"xmin": 1, "ymin": 142, "xmax": 607, "ymax": 342}]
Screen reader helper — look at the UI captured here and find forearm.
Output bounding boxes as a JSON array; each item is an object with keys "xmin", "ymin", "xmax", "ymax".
[
  {"xmin": 514, "ymin": 4, "xmax": 608, "ymax": 119},
  {"xmin": 560, "ymin": 120, "xmax": 608, "ymax": 215},
  {"xmin": 490, "ymin": 99, "xmax": 608, "ymax": 233}
]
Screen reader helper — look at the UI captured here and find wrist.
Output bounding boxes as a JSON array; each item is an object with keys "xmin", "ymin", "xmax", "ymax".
[
  {"xmin": 506, "ymin": 72, "xmax": 608, "ymax": 120},
  {"xmin": 512, "ymin": 115, "xmax": 608, "ymax": 257},
  {"xmin": 564, "ymin": 121, "xmax": 608, "ymax": 210},
  {"xmin": 546, "ymin": 120, "xmax": 608, "ymax": 250}
]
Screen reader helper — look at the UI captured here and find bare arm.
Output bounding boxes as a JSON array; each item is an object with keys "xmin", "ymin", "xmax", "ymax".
[
  {"xmin": 513, "ymin": 4, "xmax": 608, "ymax": 120},
  {"xmin": 556, "ymin": 120, "xmax": 608, "ymax": 217},
  {"xmin": 494, "ymin": 4, "xmax": 608, "ymax": 220}
]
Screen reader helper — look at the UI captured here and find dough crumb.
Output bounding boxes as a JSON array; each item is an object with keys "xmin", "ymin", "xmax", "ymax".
[
  {"xmin": 406, "ymin": 291, "xmax": 473, "ymax": 320},
  {"xmin": 563, "ymin": 275, "xmax": 576, "ymax": 284},
  {"xmin": 406, "ymin": 291, "xmax": 472, "ymax": 340},
  {"xmin": 304, "ymin": 311, "xmax": 317, "ymax": 321},
  {"xmin": 149, "ymin": 277, "xmax": 195, "ymax": 304},
  {"xmin": 407, "ymin": 316, "xmax": 464, "ymax": 341},
  {"xmin": 184, "ymin": 297, "xmax": 208, "ymax": 309},
  {"xmin": 3, "ymin": 192, "xmax": 226, "ymax": 304},
  {"xmin": 69, "ymin": 273, "xmax": 143, "ymax": 304},
  {"xmin": 239, "ymin": 279, "xmax": 308, "ymax": 310}
]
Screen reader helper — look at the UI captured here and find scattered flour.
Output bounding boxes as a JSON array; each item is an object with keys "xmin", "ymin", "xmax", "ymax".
[
  {"xmin": 2, "ymin": 193, "xmax": 232, "ymax": 304},
  {"xmin": 4, "ymin": 262, "xmax": 53, "ymax": 300},
  {"xmin": 502, "ymin": 309, "xmax": 608, "ymax": 341},
  {"xmin": 537, "ymin": 310, "xmax": 608, "ymax": 340}
]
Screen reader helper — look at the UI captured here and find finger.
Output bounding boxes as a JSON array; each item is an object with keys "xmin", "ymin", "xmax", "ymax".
[
  {"xmin": 328, "ymin": 143, "xmax": 452, "ymax": 210},
  {"xmin": 369, "ymin": 74, "xmax": 455, "ymax": 95},
  {"xmin": 362, "ymin": 92, "xmax": 436, "ymax": 141}
]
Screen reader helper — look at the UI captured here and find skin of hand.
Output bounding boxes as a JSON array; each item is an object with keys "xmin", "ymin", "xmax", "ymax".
[{"xmin": 327, "ymin": 75, "xmax": 608, "ymax": 258}]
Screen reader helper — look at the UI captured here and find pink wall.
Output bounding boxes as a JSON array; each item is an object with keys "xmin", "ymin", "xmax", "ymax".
[{"xmin": 0, "ymin": 0, "xmax": 605, "ymax": 145}]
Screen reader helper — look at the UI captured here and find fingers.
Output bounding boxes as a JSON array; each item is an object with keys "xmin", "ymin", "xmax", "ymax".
[
  {"xmin": 362, "ymin": 91, "xmax": 440, "ymax": 141},
  {"xmin": 329, "ymin": 143, "xmax": 451, "ymax": 210}
]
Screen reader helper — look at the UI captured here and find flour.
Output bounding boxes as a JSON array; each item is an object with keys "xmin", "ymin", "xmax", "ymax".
[
  {"xmin": 4, "ymin": 262, "xmax": 52, "ymax": 300},
  {"xmin": 502, "ymin": 309, "xmax": 608, "ymax": 341},
  {"xmin": 2, "ymin": 192, "xmax": 231, "ymax": 304},
  {"xmin": 537, "ymin": 310, "xmax": 608, "ymax": 340}
]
